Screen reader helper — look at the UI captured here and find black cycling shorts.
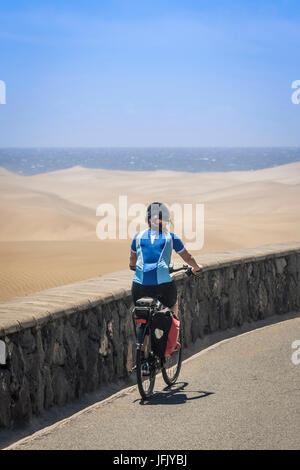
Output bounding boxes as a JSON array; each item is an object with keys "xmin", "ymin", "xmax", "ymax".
[{"xmin": 131, "ymin": 281, "xmax": 177, "ymax": 308}]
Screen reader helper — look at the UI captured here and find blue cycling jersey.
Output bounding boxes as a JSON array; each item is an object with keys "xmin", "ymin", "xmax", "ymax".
[{"xmin": 131, "ymin": 228, "xmax": 185, "ymax": 285}]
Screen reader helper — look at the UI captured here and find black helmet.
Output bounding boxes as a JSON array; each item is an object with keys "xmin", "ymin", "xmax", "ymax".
[{"xmin": 146, "ymin": 202, "xmax": 170, "ymax": 223}]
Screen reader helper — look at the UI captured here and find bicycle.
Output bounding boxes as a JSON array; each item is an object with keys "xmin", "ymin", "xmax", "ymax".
[{"xmin": 131, "ymin": 264, "xmax": 193, "ymax": 400}]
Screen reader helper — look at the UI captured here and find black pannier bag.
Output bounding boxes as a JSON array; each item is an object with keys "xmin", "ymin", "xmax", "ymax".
[{"xmin": 150, "ymin": 308, "xmax": 173, "ymax": 358}]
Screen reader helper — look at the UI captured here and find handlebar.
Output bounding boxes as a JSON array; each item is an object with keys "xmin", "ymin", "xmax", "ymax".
[
  {"xmin": 169, "ymin": 264, "xmax": 201, "ymax": 277},
  {"xmin": 169, "ymin": 264, "xmax": 191, "ymax": 275},
  {"xmin": 130, "ymin": 264, "xmax": 201, "ymax": 277}
]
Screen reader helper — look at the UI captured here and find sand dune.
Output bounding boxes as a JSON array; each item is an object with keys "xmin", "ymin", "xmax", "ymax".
[
  {"xmin": 0, "ymin": 161, "xmax": 299, "ymax": 301},
  {"xmin": 224, "ymin": 161, "xmax": 300, "ymax": 184},
  {"xmin": 0, "ymin": 181, "xmax": 98, "ymax": 241}
]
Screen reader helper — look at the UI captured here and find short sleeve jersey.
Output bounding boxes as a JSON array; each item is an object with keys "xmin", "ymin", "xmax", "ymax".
[{"xmin": 131, "ymin": 228, "xmax": 185, "ymax": 285}]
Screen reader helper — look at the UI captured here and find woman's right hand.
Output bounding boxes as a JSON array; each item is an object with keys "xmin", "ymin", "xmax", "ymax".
[{"xmin": 192, "ymin": 265, "xmax": 203, "ymax": 274}]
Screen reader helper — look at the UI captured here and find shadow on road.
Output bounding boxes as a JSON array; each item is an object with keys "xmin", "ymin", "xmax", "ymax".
[{"xmin": 137, "ymin": 381, "xmax": 214, "ymax": 405}]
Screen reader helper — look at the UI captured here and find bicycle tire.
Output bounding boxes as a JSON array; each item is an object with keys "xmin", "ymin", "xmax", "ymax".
[
  {"xmin": 136, "ymin": 349, "xmax": 156, "ymax": 400},
  {"xmin": 161, "ymin": 326, "xmax": 183, "ymax": 386}
]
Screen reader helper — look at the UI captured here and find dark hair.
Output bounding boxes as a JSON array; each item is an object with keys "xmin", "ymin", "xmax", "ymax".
[{"xmin": 146, "ymin": 202, "xmax": 170, "ymax": 223}]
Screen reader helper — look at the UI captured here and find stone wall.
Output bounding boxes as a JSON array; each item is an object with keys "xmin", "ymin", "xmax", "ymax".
[{"xmin": 0, "ymin": 242, "xmax": 300, "ymax": 428}]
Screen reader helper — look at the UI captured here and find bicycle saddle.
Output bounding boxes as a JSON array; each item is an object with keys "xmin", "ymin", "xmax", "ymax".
[{"xmin": 135, "ymin": 297, "xmax": 156, "ymax": 308}]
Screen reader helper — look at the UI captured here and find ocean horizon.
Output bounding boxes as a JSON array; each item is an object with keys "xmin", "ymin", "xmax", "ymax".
[{"xmin": 0, "ymin": 147, "xmax": 300, "ymax": 176}]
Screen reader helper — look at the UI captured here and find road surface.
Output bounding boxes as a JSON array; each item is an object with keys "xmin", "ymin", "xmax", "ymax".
[{"xmin": 4, "ymin": 315, "xmax": 300, "ymax": 450}]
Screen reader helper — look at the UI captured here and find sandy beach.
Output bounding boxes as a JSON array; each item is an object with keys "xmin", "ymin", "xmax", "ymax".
[{"xmin": 0, "ymin": 162, "xmax": 299, "ymax": 302}]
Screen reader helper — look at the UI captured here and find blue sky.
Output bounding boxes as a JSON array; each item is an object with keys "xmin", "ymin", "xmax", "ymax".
[{"xmin": 0, "ymin": 0, "xmax": 300, "ymax": 146}]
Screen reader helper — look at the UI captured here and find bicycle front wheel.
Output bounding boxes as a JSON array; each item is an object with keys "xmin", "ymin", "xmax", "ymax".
[
  {"xmin": 162, "ymin": 326, "xmax": 183, "ymax": 386},
  {"xmin": 136, "ymin": 349, "xmax": 156, "ymax": 400}
]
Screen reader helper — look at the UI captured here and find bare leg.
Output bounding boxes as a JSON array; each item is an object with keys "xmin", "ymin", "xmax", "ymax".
[
  {"xmin": 138, "ymin": 324, "xmax": 149, "ymax": 359},
  {"xmin": 170, "ymin": 300, "xmax": 179, "ymax": 317},
  {"xmin": 142, "ymin": 334, "xmax": 149, "ymax": 358}
]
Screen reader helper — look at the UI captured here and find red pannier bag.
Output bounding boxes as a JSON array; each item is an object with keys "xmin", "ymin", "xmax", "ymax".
[{"xmin": 165, "ymin": 314, "xmax": 180, "ymax": 357}]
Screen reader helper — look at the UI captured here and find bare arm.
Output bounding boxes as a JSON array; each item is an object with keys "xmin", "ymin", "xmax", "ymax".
[
  {"xmin": 129, "ymin": 250, "xmax": 137, "ymax": 270},
  {"xmin": 178, "ymin": 249, "xmax": 203, "ymax": 273}
]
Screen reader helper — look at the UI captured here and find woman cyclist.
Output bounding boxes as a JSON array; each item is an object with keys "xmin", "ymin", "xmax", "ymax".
[{"xmin": 129, "ymin": 202, "xmax": 202, "ymax": 373}]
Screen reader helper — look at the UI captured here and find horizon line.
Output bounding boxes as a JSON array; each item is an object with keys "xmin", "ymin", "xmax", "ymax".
[{"xmin": 1, "ymin": 146, "xmax": 300, "ymax": 150}]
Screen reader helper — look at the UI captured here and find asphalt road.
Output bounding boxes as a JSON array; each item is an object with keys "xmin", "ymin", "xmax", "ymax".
[{"xmin": 5, "ymin": 315, "xmax": 300, "ymax": 450}]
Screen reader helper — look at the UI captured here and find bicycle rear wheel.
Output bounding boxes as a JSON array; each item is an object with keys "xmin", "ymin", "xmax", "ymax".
[
  {"xmin": 162, "ymin": 326, "xmax": 183, "ymax": 386},
  {"xmin": 136, "ymin": 349, "xmax": 156, "ymax": 400}
]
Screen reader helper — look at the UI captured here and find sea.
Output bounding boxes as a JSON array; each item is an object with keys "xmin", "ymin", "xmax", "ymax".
[{"xmin": 0, "ymin": 147, "xmax": 300, "ymax": 176}]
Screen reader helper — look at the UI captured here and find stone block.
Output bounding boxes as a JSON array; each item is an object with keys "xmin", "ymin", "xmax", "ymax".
[{"xmin": 275, "ymin": 257, "xmax": 287, "ymax": 275}]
